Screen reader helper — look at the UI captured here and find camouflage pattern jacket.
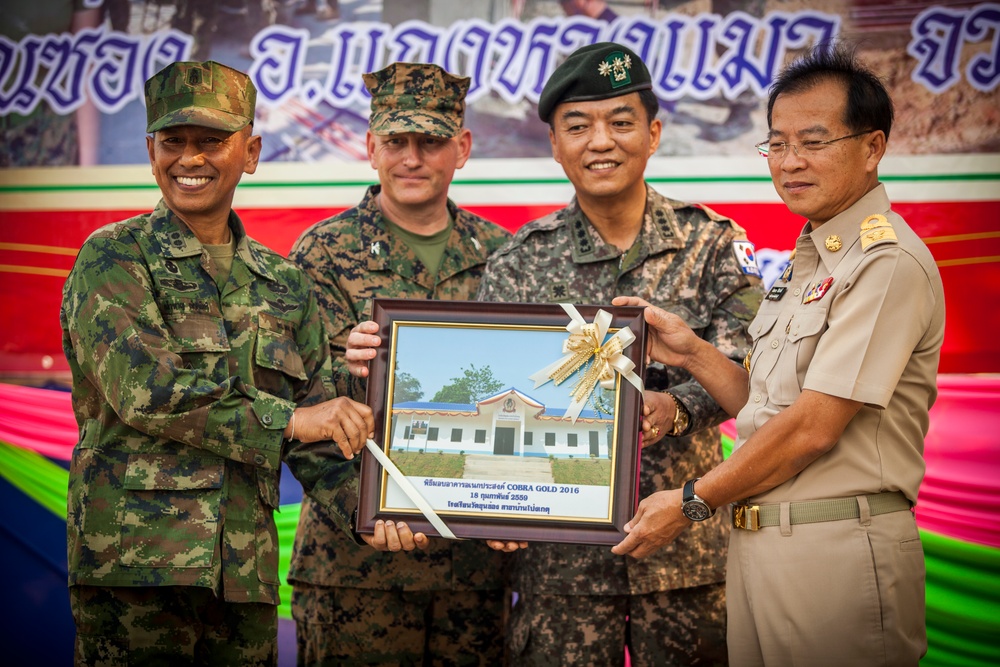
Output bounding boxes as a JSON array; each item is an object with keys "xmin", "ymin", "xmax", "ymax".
[
  {"xmin": 287, "ymin": 185, "xmax": 511, "ymax": 591},
  {"xmin": 478, "ymin": 185, "xmax": 763, "ymax": 595},
  {"xmin": 61, "ymin": 200, "xmax": 354, "ymax": 604}
]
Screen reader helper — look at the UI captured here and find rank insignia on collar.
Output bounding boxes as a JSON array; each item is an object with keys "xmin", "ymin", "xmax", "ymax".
[
  {"xmin": 825, "ymin": 235, "xmax": 842, "ymax": 252},
  {"xmin": 598, "ymin": 52, "xmax": 632, "ymax": 88},
  {"xmin": 732, "ymin": 240, "xmax": 762, "ymax": 278},
  {"xmin": 803, "ymin": 277, "xmax": 833, "ymax": 304},
  {"xmin": 766, "ymin": 286, "xmax": 787, "ymax": 301},
  {"xmin": 371, "ymin": 241, "xmax": 384, "ymax": 256}
]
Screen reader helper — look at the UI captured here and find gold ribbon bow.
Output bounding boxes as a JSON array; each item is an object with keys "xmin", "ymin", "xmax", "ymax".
[{"xmin": 529, "ymin": 304, "xmax": 644, "ymax": 423}]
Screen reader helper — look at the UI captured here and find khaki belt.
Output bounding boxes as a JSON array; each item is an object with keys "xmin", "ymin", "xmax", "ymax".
[{"xmin": 732, "ymin": 492, "xmax": 912, "ymax": 531}]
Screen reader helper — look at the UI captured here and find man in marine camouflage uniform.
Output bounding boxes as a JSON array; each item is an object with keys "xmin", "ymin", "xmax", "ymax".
[
  {"xmin": 478, "ymin": 43, "xmax": 764, "ymax": 665},
  {"xmin": 61, "ymin": 60, "xmax": 376, "ymax": 666},
  {"xmin": 287, "ymin": 62, "xmax": 511, "ymax": 665}
]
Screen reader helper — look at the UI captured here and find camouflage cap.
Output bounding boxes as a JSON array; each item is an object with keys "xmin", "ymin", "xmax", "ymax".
[
  {"xmin": 538, "ymin": 42, "xmax": 652, "ymax": 123},
  {"xmin": 363, "ymin": 62, "xmax": 470, "ymax": 138},
  {"xmin": 145, "ymin": 61, "xmax": 257, "ymax": 133}
]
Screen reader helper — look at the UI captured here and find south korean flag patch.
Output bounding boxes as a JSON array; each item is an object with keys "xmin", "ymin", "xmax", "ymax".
[{"xmin": 732, "ymin": 241, "xmax": 762, "ymax": 278}]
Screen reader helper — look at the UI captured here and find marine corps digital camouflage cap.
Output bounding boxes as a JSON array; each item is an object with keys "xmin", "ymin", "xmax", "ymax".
[
  {"xmin": 538, "ymin": 42, "xmax": 652, "ymax": 123},
  {"xmin": 145, "ymin": 61, "xmax": 257, "ymax": 133},
  {"xmin": 363, "ymin": 62, "xmax": 470, "ymax": 137}
]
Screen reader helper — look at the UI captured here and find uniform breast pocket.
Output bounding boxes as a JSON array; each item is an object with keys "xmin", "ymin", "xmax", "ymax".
[
  {"xmin": 771, "ymin": 309, "xmax": 828, "ymax": 404},
  {"xmin": 163, "ymin": 304, "xmax": 231, "ymax": 378},
  {"xmin": 120, "ymin": 454, "xmax": 224, "ymax": 568},
  {"xmin": 255, "ymin": 312, "xmax": 307, "ymax": 396},
  {"xmin": 746, "ymin": 312, "xmax": 779, "ymax": 377}
]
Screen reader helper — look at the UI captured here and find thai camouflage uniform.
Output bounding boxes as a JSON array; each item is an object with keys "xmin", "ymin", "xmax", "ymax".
[
  {"xmin": 287, "ymin": 184, "xmax": 512, "ymax": 666},
  {"xmin": 61, "ymin": 200, "xmax": 358, "ymax": 666},
  {"xmin": 477, "ymin": 185, "xmax": 764, "ymax": 666}
]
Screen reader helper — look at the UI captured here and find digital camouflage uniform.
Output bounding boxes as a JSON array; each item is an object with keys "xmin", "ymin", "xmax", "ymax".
[
  {"xmin": 287, "ymin": 184, "xmax": 511, "ymax": 665},
  {"xmin": 477, "ymin": 185, "xmax": 763, "ymax": 666},
  {"xmin": 61, "ymin": 200, "xmax": 358, "ymax": 666}
]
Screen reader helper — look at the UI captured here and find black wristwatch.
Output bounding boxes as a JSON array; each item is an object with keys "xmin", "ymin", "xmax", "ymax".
[{"xmin": 681, "ymin": 478, "xmax": 715, "ymax": 521}]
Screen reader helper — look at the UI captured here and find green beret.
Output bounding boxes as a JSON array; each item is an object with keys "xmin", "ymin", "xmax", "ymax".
[
  {"xmin": 538, "ymin": 42, "xmax": 652, "ymax": 123},
  {"xmin": 363, "ymin": 62, "xmax": 470, "ymax": 138},
  {"xmin": 145, "ymin": 61, "xmax": 256, "ymax": 133}
]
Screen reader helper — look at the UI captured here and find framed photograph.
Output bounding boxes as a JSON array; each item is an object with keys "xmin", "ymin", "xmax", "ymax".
[{"xmin": 358, "ymin": 298, "xmax": 647, "ymax": 546}]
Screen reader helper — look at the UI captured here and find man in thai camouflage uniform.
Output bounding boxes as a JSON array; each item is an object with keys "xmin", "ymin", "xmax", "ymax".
[
  {"xmin": 477, "ymin": 43, "xmax": 764, "ymax": 666},
  {"xmin": 61, "ymin": 60, "xmax": 376, "ymax": 667},
  {"xmin": 287, "ymin": 62, "xmax": 511, "ymax": 666}
]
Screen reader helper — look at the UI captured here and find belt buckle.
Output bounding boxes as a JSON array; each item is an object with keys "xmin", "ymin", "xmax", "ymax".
[{"xmin": 733, "ymin": 504, "xmax": 760, "ymax": 531}]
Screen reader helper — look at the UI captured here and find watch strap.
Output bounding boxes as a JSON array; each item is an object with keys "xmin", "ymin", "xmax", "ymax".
[{"xmin": 666, "ymin": 391, "xmax": 690, "ymax": 436}]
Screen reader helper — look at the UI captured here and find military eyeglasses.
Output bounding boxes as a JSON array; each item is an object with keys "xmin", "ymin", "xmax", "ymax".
[{"xmin": 755, "ymin": 130, "xmax": 874, "ymax": 159}]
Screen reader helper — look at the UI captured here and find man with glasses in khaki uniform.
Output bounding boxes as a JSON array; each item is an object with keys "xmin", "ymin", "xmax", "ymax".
[{"xmin": 613, "ymin": 45, "xmax": 945, "ymax": 666}]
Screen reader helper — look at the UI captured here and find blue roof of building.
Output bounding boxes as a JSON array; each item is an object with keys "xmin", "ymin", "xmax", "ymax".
[{"xmin": 392, "ymin": 390, "xmax": 612, "ymax": 421}]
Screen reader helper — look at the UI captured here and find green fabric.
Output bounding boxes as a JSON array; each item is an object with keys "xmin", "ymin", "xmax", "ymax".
[
  {"xmin": 0, "ymin": 441, "xmax": 68, "ymax": 519},
  {"xmin": 722, "ymin": 432, "xmax": 734, "ymax": 459},
  {"xmin": 275, "ymin": 502, "xmax": 302, "ymax": 620},
  {"xmin": 922, "ymin": 530, "xmax": 1000, "ymax": 666}
]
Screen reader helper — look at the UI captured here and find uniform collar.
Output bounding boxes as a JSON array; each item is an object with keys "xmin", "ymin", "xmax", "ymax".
[
  {"xmin": 567, "ymin": 183, "xmax": 688, "ymax": 265},
  {"xmin": 357, "ymin": 184, "xmax": 492, "ymax": 287},
  {"xmin": 150, "ymin": 199, "xmax": 275, "ymax": 282},
  {"xmin": 806, "ymin": 183, "xmax": 890, "ymax": 273}
]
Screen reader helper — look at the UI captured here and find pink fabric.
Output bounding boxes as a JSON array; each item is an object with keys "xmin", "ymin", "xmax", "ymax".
[
  {"xmin": 1, "ymin": 375, "xmax": 998, "ymax": 547},
  {"xmin": 0, "ymin": 383, "xmax": 76, "ymax": 460},
  {"xmin": 916, "ymin": 374, "xmax": 1000, "ymax": 548}
]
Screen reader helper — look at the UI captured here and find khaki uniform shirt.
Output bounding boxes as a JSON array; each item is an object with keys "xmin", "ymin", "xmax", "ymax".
[
  {"xmin": 288, "ymin": 185, "xmax": 511, "ymax": 590},
  {"xmin": 736, "ymin": 184, "xmax": 946, "ymax": 504},
  {"xmin": 478, "ymin": 185, "xmax": 763, "ymax": 595}
]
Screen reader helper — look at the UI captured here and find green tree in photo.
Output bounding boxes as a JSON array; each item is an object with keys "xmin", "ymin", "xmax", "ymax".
[
  {"xmin": 432, "ymin": 364, "xmax": 503, "ymax": 404},
  {"xmin": 393, "ymin": 370, "xmax": 423, "ymax": 403}
]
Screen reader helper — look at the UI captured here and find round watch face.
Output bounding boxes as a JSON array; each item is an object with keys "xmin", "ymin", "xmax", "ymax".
[{"xmin": 683, "ymin": 500, "xmax": 712, "ymax": 522}]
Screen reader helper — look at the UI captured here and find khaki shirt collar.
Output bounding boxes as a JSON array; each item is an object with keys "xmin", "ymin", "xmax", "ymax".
[{"xmin": 806, "ymin": 183, "xmax": 890, "ymax": 274}]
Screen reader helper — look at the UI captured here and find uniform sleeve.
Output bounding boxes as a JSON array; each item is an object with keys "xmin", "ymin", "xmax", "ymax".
[
  {"xmin": 282, "ymin": 277, "xmax": 361, "ymax": 533},
  {"xmin": 669, "ymin": 229, "xmax": 763, "ymax": 434},
  {"xmin": 61, "ymin": 234, "xmax": 292, "ymax": 467},
  {"xmin": 476, "ymin": 248, "xmax": 524, "ymax": 303},
  {"xmin": 803, "ymin": 248, "xmax": 936, "ymax": 407},
  {"xmin": 286, "ymin": 231, "xmax": 372, "ymax": 536},
  {"xmin": 289, "ymin": 231, "xmax": 367, "ymax": 403}
]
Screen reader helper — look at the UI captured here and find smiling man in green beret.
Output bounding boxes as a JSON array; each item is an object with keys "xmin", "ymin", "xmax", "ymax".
[
  {"xmin": 477, "ymin": 42, "xmax": 764, "ymax": 665},
  {"xmin": 62, "ymin": 60, "xmax": 377, "ymax": 666}
]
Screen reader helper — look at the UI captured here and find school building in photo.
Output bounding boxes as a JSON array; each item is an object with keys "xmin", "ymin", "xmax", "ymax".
[{"xmin": 389, "ymin": 387, "xmax": 614, "ymax": 459}]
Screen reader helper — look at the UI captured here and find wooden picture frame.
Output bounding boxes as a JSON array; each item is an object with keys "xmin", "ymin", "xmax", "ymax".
[{"xmin": 358, "ymin": 298, "xmax": 647, "ymax": 546}]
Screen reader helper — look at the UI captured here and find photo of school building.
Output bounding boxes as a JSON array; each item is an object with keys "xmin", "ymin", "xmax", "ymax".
[{"xmin": 389, "ymin": 387, "xmax": 614, "ymax": 459}]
